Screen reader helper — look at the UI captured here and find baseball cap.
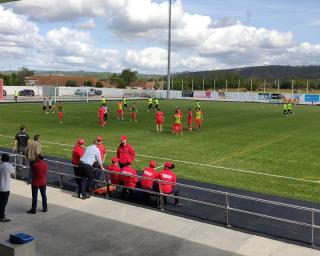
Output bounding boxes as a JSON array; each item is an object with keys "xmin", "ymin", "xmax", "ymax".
[
  {"xmin": 149, "ymin": 160, "xmax": 157, "ymax": 168},
  {"xmin": 120, "ymin": 135, "xmax": 127, "ymax": 141},
  {"xmin": 97, "ymin": 136, "xmax": 103, "ymax": 142},
  {"xmin": 164, "ymin": 162, "xmax": 174, "ymax": 169},
  {"xmin": 77, "ymin": 139, "xmax": 85, "ymax": 145},
  {"xmin": 111, "ymin": 156, "xmax": 119, "ymax": 163}
]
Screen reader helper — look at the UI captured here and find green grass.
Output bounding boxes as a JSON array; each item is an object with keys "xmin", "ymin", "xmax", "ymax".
[{"xmin": 1, "ymin": 100, "xmax": 320, "ymax": 202}]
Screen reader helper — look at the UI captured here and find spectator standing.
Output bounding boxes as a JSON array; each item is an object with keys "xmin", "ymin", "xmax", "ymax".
[
  {"xmin": 25, "ymin": 135, "xmax": 42, "ymax": 184},
  {"xmin": 27, "ymin": 155, "xmax": 48, "ymax": 214},
  {"xmin": 79, "ymin": 140, "xmax": 104, "ymax": 199},
  {"xmin": 72, "ymin": 138, "xmax": 85, "ymax": 198},
  {"xmin": 116, "ymin": 135, "xmax": 136, "ymax": 168},
  {"xmin": 93, "ymin": 136, "xmax": 106, "ymax": 183},
  {"xmin": 13, "ymin": 125, "xmax": 30, "ymax": 178},
  {"xmin": 0, "ymin": 153, "xmax": 16, "ymax": 222}
]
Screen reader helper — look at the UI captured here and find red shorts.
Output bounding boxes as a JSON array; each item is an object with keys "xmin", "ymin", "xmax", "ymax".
[
  {"xmin": 156, "ymin": 118, "xmax": 163, "ymax": 125},
  {"xmin": 117, "ymin": 109, "xmax": 123, "ymax": 115},
  {"xmin": 195, "ymin": 119, "xmax": 201, "ymax": 125},
  {"xmin": 58, "ymin": 112, "xmax": 63, "ymax": 119},
  {"xmin": 174, "ymin": 124, "xmax": 182, "ymax": 132},
  {"xmin": 188, "ymin": 118, "xmax": 192, "ymax": 125}
]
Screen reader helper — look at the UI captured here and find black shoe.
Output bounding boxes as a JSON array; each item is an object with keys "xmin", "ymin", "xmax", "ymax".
[
  {"xmin": 0, "ymin": 218, "xmax": 11, "ymax": 222},
  {"xmin": 27, "ymin": 209, "xmax": 36, "ymax": 214},
  {"xmin": 81, "ymin": 194, "xmax": 90, "ymax": 200},
  {"xmin": 42, "ymin": 208, "xmax": 48, "ymax": 213}
]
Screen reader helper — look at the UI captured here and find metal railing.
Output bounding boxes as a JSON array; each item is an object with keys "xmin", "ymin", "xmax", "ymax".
[{"xmin": 3, "ymin": 151, "xmax": 320, "ymax": 247}]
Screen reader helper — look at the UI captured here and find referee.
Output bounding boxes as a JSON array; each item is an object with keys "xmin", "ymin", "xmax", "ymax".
[{"xmin": 79, "ymin": 140, "xmax": 105, "ymax": 199}]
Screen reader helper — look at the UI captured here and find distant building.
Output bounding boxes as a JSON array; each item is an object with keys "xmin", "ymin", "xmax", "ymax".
[{"xmin": 25, "ymin": 75, "xmax": 98, "ymax": 87}]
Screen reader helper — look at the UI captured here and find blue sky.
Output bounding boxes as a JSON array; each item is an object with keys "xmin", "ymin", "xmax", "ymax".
[{"xmin": 0, "ymin": 0, "xmax": 320, "ymax": 73}]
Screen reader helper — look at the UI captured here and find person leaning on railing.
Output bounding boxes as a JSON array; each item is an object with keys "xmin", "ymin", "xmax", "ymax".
[
  {"xmin": 120, "ymin": 162, "xmax": 138, "ymax": 199},
  {"xmin": 25, "ymin": 135, "xmax": 42, "ymax": 184},
  {"xmin": 139, "ymin": 160, "xmax": 159, "ymax": 201},
  {"xmin": 13, "ymin": 125, "xmax": 30, "ymax": 178}
]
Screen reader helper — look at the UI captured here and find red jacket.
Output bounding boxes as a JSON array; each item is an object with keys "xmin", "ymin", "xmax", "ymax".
[
  {"xmin": 159, "ymin": 169, "xmax": 176, "ymax": 194},
  {"xmin": 32, "ymin": 160, "xmax": 48, "ymax": 187},
  {"xmin": 108, "ymin": 163, "xmax": 121, "ymax": 184},
  {"xmin": 117, "ymin": 143, "xmax": 136, "ymax": 165},
  {"xmin": 98, "ymin": 143, "xmax": 106, "ymax": 161},
  {"xmin": 141, "ymin": 167, "xmax": 159, "ymax": 189},
  {"xmin": 72, "ymin": 144, "xmax": 84, "ymax": 166},
  {"xmin": 121, "ymin": 165, "xmax": 138, "ymax": 188}
]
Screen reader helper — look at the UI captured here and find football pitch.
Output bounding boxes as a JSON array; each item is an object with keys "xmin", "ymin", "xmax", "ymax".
[{"xmin": 0, "ymin": 100, "xmax": 320, "ymax": 202}]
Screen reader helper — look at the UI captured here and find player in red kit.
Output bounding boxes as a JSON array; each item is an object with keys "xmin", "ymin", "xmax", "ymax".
[
  {"xmin": 117, "ymin": 100, "xmax": 124, "ymax": 120},
  {"xmin": 187, "ymin": 108, "xmax": 193, "ymax": 132},
  {"xmin": 130, "ymin": 102, "xmax": 138, "ymax": 122},
  {"xmin": 72, "ymin": 138, "xmax": 85, "ymax": 198},
  {"xmin": 98, "ymin": 105, "xmax": 105, "ymax": 127},
  {"xmin": 57, "ymin": 102, "xmax": 64, "ymax": 123},
  {"xmin": 155, "ymin": 108, "xmax": 164, "ymax": 133}
]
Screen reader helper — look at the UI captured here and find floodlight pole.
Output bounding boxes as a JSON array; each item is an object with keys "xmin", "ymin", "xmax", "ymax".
[{"xmin": 166, "ymin": 0, "xmax": 172, "ymax": 99}]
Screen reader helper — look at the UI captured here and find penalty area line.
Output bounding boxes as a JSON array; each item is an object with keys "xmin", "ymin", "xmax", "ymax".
[{"xmin": 0, "ymin": 134, "xmax": 319, "ymax": 185}]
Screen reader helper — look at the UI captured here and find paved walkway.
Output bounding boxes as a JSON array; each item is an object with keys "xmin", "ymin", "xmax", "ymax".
[{"xmin": 0, "ymin": 179, "xmax": 319, "ymax": 256}]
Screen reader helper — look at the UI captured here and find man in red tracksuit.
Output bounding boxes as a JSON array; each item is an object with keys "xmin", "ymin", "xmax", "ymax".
[
  {"xmin": 157, "ymin": 162, "xmax": 180, "ymax": 206},
  {"xmin": 107, "ymin": 157, "xmax": 121, "ymax": 185},
  {"xmin": 140, "ymin": 160, "xmax": 159, "ymax": 190},
  {"xmin": 72, "ymin": 138, "xmax": 85, "ymax": 198},
  {"xmin": 27, "ymin": 155, "xmax": 48, "ymax": 214},
  {"xmin": 120, "ymin": 162, "xmax": 138, "ymax": 199},
  {"xmin": 116, "ymin": 135, "xmax": 136, "ymax": 168},
  {"xmin": 94, "ymin": 136, "xmax": 106, "ymax": 183}
]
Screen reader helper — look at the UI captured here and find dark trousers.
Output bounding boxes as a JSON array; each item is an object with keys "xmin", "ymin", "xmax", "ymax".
[
  {"xmin": 0, "ymin": 191, "xmax": 10, "ymax": 219},
  {"xmin": 31, "ymin": 185, "xmax": 47, "ymax": 211},
  {"xmin": 73, "ymin": 167, "xmax": 81, "ymax": 196},
  {"xmin": 17, "ymin": 148, "xmax": 26, "ymax": 178},
  {"xmin": 153, "ymin": 183, "xmax": 180, "ymax": 205},
  {"xmin": 79, "ymin": 162, "xmax": 94, "ymax": 197}
]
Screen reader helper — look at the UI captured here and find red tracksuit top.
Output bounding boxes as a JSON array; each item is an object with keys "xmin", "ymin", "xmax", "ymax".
[
  {"xmin": 117, "ymin": 143, "xmax": 136, "ymax": 165},
  {"xmin": 141, "ymin": 167, "xmax": 159, "ymax": 189},
  {"xmin": 72, "ymin": 145, "xmax": 84, "ymax": 166},
  {"xmin": 32, "ymin": 160, "xmax": 48, "ymax": 187},
  {"xmin": 159, "ymin": 169, "xmax": 176, "ymax": 194},
  {"xmin": 108, "ymin": 163, "xmax": 121, "ymax": 184},
  {"xmin": 121, "ymin": 165, "xmax": 138, "ymax": 188}
]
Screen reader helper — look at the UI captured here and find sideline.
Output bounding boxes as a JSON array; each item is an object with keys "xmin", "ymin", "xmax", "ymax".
[
  {"xmin": 0, "ymin": 134, "xmax": 320, "ymax": 185},
  {"xmin": 210, "ymin": 135, "xmax": 290, "ymax": 164}
]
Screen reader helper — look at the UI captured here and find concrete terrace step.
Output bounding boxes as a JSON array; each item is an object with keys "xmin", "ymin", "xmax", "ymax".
[{"xmin": 0, "ymin": 179, "xmax": 318, "ymax": 256}]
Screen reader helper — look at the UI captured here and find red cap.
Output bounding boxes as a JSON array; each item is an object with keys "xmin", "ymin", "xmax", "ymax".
[
  {"xmin": 164, "ymin": 162, "xmax": 174, "ymax": 168},
  {"xmin": 149, "ymin": 160, "xmax": 157, "ymax": 168},
  {"xmin": 120, "ymin": 135, "xmax": 127, "ymax": 141},
  {"xmin": 77, "ymin": 139, "xmax": 85, "ymax": 145},
  {"xmin": 111, "ymin": 156, "xmax": 119, "ymax": 163},
  {"xmin": 97, "ymin": 136, "xmax": 103, "ymax": 142}
]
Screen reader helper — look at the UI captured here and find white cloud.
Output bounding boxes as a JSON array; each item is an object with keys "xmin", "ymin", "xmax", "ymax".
[{"xmin": 79, "ymin": 19, "xmax": 96, "ymax": 30}]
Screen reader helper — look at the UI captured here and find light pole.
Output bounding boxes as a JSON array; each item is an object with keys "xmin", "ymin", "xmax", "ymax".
[{"xmin": 166, "ymin": 0, "xmax": 172, "ymax": 99}]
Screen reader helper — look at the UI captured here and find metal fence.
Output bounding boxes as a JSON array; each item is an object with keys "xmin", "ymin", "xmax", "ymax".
[{"xmin": 3, "ymin": 151, "xmax": 320, "ymax": 247}]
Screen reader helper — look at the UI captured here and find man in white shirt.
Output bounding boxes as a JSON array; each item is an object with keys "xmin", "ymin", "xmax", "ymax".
[
  {"xmin": 79, "ymin": 140, "xmax": 104, "ymax": 199},
  {"xmin": 0, "ymin": 153, "xmax": 16, "ymax": 222}
]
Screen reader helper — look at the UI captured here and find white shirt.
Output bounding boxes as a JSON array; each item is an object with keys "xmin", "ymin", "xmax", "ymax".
[
  {"xmin": 80, "ymin": 145, "xmax": 102, "ymax": 166},
  {"xmin": 0, "ymin": 162, "xmax": 15, "ymax": 192}
]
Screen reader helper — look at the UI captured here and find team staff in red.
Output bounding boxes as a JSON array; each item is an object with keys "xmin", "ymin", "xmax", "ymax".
[
  {"xmin": 107, "ymin": 157, "xmax": 121, "ymax": 185},
  {"xmin": 120, "ymin": 162, "xmax": 138, "ymax": 199},
  {"xmin": 27, "ymin": 155, "xmax": 48, "ymax": 214},
  {"xmin": 93, "ymin": 136, "xmax": 106, "ymax": 182},
  {"xmin": 157, "ymin": 162, "xmax": 180, "ymax": 206},
  {"xmin": 72, "ymin": 138, "xmax": 85, "ymax": 198},
  {"xmin": 140, "ymin": 160, "xmax": 159, "ymax": 190},
  {"xmin": 116, "ymin": 135, "xmax": 136, "ymax": 168}
]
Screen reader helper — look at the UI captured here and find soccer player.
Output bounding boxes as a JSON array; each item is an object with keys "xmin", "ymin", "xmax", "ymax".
[
  {"xmin": 283, "ymin": 102, "xmax": 288, "ymax": 116},
  {"xmin": 154, "ymin": 98, "xmax": 159, "ymax": 111},
  {"xmin": 130, "ymin": 102, "xmax": 138, "ymax": 122},
  {"xmin": 98, "ymin": 104, "xmax": 105, "ymax": 127},
  {"xmin": 155, "ymin": 108, "xmax": 164, "ymax": 133},
  {"xmin": 196, "ymin": 100, "xmax": 201, "ymax": 109},
  {"xmin": 57, "ymin": 102, "xmax": 64, "ymax": 123},
  {"xmin": 122, "ymin": 97, "xmax": 128, "ymax": 109},
  {"xmin": 117, "ymin": 100, "xmax": 124, "ymax": 120},
  {"xmin": 187, "ymin": 108, "xmax": 193, "ymax": 132},
  {"xmin": 195, "ymin": 108, "xmax": 203, "ymax": 130},
  {"xmin": 103, "ymin": 103, "xmax": 109, "ymax": 125},
  {"xmin": 287, "ymin": 100, "xmax": 294, "ymax": 115},
  {"xmin": 48, "ymin": 96, "xmax": 53, "ymax": 114},
  {"xmin": 173, "ymin": 110, "xmax": 182, "ymax": 135},
  {"xmin": 14, "ymin": 90, "xmax": 18, "ymax": 103},
  {"xmin": 101, "ymin": 96, "xmax": 106, "ymax": 105},
  {"xmin": 147, "ymin": 96, "xmax": 153, "ymax": 111},
  {"xmin": 42, "ymin": 97, "xmax": 47, "ymax": 114}
]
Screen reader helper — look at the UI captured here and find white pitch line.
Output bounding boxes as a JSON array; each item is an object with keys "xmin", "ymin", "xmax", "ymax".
[{"xmin": 0, "ymin": 134, "xmax": 320, "ymax": 185}]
